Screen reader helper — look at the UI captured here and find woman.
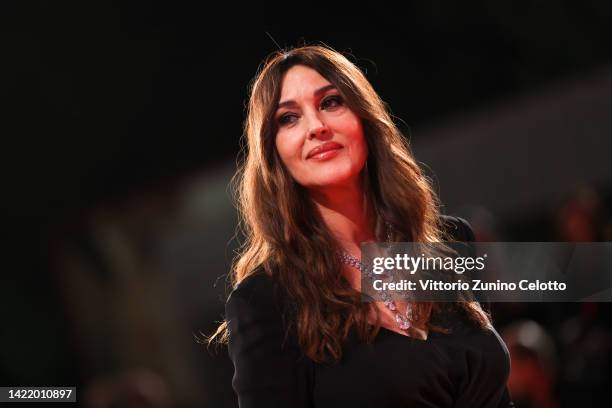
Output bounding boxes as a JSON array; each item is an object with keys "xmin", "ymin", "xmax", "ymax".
[{"xmin": 210, "ymin": 45, "xmax": 513, "ymax": 407}]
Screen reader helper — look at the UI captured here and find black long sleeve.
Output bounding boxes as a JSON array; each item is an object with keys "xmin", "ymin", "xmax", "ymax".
[
  {"xmin": 225, "ymin": 273, "xmax": 313, "ymax": 407},
  {"xmin": 224, "ymin": 215, "xmax": 513, "ymax": 407}
]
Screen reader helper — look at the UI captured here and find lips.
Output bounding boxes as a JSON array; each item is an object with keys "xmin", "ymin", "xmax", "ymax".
[{"xmin": 306, "ymin": 141, "xmax": 343, "ymax": 159}]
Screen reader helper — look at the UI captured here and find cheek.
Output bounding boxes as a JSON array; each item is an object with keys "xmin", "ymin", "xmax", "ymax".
[
  {"xmin": 275, "ymin": 131, "xmax": 303, "ymax": 167},
  {"xmin": 334, "ymin": 113, "xmax": 363, "ymax": 138},
  {"xmin": 337, "ymin": 116, "xmax": 367, "ymax": 155},
  {"xmin": 354, "ymin": 123, "xmax": 367, "ymax": 152}
]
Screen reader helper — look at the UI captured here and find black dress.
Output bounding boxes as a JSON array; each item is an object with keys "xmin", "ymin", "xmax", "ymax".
[{"xmin": 225, "ymin": 216, "xmax": 514, "ymax": 407}]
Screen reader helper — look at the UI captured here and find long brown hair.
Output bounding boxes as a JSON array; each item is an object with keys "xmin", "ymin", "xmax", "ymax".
[{"xmin": 210, "ymin": 44, "xmax": 490, "ymax": 363}]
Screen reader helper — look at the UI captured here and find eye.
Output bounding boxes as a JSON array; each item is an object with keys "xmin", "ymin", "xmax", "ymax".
[
  {"xmin": 321, "ymin": 95, "xmax": 343, "ymax": 110},
  {"xmin": 278, "ymin": 113, "xmax": 298, "ymax": 126}
]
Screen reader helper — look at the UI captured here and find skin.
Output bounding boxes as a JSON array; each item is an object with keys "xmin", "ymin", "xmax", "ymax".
[
  {"xmin": 273, "ymin": 65, "xmax": 427, "ymax": 339},
  {"xmin": 274, "ymin": 64, "xmax": 373, "ymax": 259}
]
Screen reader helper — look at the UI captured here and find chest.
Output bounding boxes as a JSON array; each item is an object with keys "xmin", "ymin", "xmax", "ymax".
[
  {"xmin": 311, "ymin": 331, "xmax": 456, "ymax": 407},
  {"xmin": 308, "ymin": 327, "xmax": 510, "ymax": 408}
]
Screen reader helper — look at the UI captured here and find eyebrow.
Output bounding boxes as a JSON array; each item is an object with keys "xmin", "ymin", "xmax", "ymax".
[{"xmin": 276, "ymin": 84, "xmax": 337, "ymax": 110}]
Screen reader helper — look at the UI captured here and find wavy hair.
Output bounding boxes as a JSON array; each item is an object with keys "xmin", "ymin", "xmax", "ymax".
[{"xmin": 209, "ymin": 44, "xmax": 490, "ymax": 363}]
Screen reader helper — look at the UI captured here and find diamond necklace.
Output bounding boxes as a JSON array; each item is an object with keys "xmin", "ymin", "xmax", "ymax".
[{"xmin": 337, "ymin": 222, "xmax": 412, "ymax": 331}]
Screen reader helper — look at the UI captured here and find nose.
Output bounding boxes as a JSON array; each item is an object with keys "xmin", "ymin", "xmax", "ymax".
[
  {"xmin": 307, "ymin": 113, "xmax": 330, "ymax": 140},
  {"xmin": 309, "ymin": 124, "xmax": 329, "ymax": 140}
]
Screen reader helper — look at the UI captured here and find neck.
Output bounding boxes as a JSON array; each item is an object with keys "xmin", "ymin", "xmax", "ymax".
[{"xmin": 308, "ymin": 175, "xmax": 376, "ymax": 252}]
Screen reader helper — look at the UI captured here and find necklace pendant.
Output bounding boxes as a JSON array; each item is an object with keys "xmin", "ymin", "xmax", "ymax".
[
  {"xmin": 395, "ymin": 314, "xmax": 411, "ymax": 330},
  {"xmin": 399, "ymin": 320, "xmax": 411, "ymax": 330},
  {"xmin": 338, "ymin": 221, "xmax": 413, "ymax": 332}
]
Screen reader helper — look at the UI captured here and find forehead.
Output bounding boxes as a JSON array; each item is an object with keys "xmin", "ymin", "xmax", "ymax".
[{"xmin": 278, "ymin": 65, "xmax": 332, "ymax": 99}]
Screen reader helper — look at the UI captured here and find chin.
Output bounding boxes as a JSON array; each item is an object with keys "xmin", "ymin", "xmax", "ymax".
[
  {"xmin": 298, "ymin": 158, "xmax": 365, "ymax": 188},
  {"xmin": 310, "ymin": 170, "xmax": 362, "ymax": 189}
]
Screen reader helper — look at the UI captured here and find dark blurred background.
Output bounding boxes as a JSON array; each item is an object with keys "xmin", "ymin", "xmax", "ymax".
[{"xmin": 3, "ymin": 1, "xmax": 612, "ymax": 407}]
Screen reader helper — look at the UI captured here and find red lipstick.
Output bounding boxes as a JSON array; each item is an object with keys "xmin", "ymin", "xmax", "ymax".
[{"xmin": 306, "ymin": 141, "xmax": 343, "ymax": 160}]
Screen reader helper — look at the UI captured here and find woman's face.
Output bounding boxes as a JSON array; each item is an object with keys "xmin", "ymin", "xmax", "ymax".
[{"xmin": 274, "ymin": 65, "xmax": 367, "ymax": 191}]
